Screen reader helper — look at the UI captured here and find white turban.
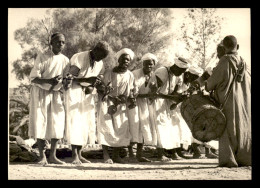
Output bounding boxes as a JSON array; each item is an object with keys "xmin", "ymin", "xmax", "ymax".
[
  {"xmin": 205, "ymin": 67, "xmax": 214, "ymax": 76},
  {"xmin": 141, "ymin": 53, "xmax": 158, "ymax": 65},
  {"xmin": 115, "ymin": 48, "xmax": 135, "ymax": 61},
  {"xmin": 174, "ymin": 57, "xmax": 190, "ymax": 69},
  {"xmin": 188, "ymin": 64, "xmax": 204, "ymax": 77}
]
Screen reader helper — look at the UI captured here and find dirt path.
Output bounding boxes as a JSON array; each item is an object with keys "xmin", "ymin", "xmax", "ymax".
[{"xmin": 8, "ymin": 157, "xmax": 251, "ymax": 180}]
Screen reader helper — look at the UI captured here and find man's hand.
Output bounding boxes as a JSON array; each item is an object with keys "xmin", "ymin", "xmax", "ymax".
[
  {"xmin": 190, "ymin": 80, "xmax": 201, "ymax": 90},
  {"xmin": 48, "ymin": 75, "xmax": 62, "ymax": 86},
  {"xmin": 87, "ymin": 76, "xmax": 101, "ymax": 86}
]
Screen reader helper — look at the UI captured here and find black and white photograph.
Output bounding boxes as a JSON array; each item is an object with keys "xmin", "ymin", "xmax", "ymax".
[{"xmin": 8, "ymin": 8, "xmax": 251, "ymax": 180}]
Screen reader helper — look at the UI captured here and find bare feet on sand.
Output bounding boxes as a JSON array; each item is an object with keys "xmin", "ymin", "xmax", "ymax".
[
  {"xmin": 137, "ymin": 156, "xmax": 151, "ymax": 162},
  {"xmin": 37, "ymin": 157, "xmax": 48, "ymax": 166},
  {"xmin": 104, "ymin": 159, "xmax": 114, "ymax": 164},
  {"xmin": 49, "ymin": 156, "xmax": 66, "ymax": 164},
  {"xmin": 79, "ymin": 157, "xmax": 91, "ymax": 163},
  {"xmin": 112, "ymin": 156, "xmax": 125, "ymax": 164},
  {"xmin": 158, "ymin": 155, "xmax": 172, "ymax": 162},
  {"xmin": 71, "ymin": 156, "xmax": 82, "ymax": 165}
]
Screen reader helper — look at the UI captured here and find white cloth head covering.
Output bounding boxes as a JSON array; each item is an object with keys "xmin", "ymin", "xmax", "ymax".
[
  {"xmin": 115, "ymin": 48, "xmax": 135, "ymax": 61},
  {"xmin": 188, "ymin": 64, "xmax": 204, "ymax": 77},
  {"xmin": 174, "ymin": 57, "xmax": 190, "ymax": 69},
  {"xmin": 205, "ymin": 66, "xmax": 213, "ymax": 76},
  {"xmin": 141, "ymin": 53, "xmax": 158, "ymax": 65}
]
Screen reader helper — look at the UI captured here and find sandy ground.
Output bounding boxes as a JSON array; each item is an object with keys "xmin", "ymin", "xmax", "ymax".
[{"xmin": 8, "ymin": 157, "xmax": 251, "ymax": 180}]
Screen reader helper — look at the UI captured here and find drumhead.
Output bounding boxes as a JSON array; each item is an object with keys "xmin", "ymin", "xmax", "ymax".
[{"xmin": 191, "ymin": 105, "xmax": 226, "ymax": 142}]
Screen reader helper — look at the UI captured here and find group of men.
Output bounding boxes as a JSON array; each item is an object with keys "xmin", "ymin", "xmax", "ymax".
[{"xmin": 28, "ymin": 32, "xmax": 251, "ymax": 168}]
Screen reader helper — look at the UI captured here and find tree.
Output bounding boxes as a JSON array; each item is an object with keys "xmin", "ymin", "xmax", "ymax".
[
  {"xmin": 178, "ymin": 8, "xmax": 224, "ymax": 69},
  {"xmin": 11, "ymin": 8, "xmax": 174, "ymax": 82}
]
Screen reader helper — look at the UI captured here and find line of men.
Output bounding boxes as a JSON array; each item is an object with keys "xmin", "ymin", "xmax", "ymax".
[{"xmin": 28, "ymin": 32, "xmax": 251, "ymax": 167}]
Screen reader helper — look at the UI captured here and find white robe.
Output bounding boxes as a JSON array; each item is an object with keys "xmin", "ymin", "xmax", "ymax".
[
  {"xmin": 97, "ymin": 69, "xmax": 134, "ymax": 147},
  {"xmin": 64, "ymin": 51, "xmax": 104, "ymax": 146},
  {"xmin": 128, "ymin": 68, "xmax": 157, "ymax": 145},
  {"xmin": 175, "ymin": 81, "xmax": 193, "ymax": 150},
  {"xmin": 29, "ymin": 50, "xmax": 69, "ymax": 140},
  {"xmin": 150, "ymin": 66, "xmax": 183, "ymax": 149}
]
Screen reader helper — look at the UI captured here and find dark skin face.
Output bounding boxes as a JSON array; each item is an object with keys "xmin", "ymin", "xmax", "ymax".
[
  {"xmin": 117, "ymin": 54, "xmax": 131, "ymax": 72},
  {"xmin": 90, "ymin": 47, "xmax": 108, "ymax": 62},
  {"xmin": 184, "ymin": 72, "xmax": 199, "ymax": 84},
  {"xmin": 217, "ymin": 46, "xmax": 226, "ymax": 59},
  {"xmin": 170, "ymin": 64, "xmax": 187, "ymax": 76},
  {"xmin": 51, "ymin": 35, "xmax": 65, "ymax": 55},
  {"xmin": 142, "ymin": 59, "xmax": 155, "ymax": 75}
]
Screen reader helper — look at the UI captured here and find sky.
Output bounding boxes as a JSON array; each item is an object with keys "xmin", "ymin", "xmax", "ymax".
[{"xmin": 8, "ymin": 8, "xmax": 250, "ymax": 88}]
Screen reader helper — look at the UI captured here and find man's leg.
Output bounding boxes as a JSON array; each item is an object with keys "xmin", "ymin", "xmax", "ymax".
[
  {"xmin": 102, "ymin": 145, "xmax": 113, "ymax": 164},
  {"xmin": 71, "ymin": 144, "xmax": 82, "ymax": 165},
  {"xmin": 112, "ymin": 147, "xmax": 125, "ymax": 164},
  {"xmin": 171, "ymin": 148, "xmax": 182, "ymax": 160},
  {"xmin": 127, "ymin": 142, "xmax": 135, "ymax": 158},
  {"xmin": 37, "ymin": 138, "xmax": 48, "ymax": 165},
  {"xmin": 205, "ymin": 147, "xmax": 218, "ymax": 158},
  {"xmin": 157, "ymin": 147, "xmax": 172, "ymax": 162},
  {"xmin": 136, "ymin": 143, "xmax": 151, "ymax": 162},
  {"xmin": 49, "ymin": 138, "xmax": 65, "ymax": 164},
  {"xmin": 78, "ymin": 146, "xmax": 91, "ymax": 163},
  {"xmin": 191, "ymin": 143, "xmax": 204, "ymax": 159}
]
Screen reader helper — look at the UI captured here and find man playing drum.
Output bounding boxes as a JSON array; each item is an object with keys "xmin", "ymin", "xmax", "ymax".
[{"xmin": 193, "ymin": 35, "xmax": 251, "ymax": 167}]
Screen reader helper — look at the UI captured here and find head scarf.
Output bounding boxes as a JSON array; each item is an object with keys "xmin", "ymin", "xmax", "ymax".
[
  {"xmin": 188, "ymin": 64, "xmax": 204, "ymax": 77},
  {"xmin": 141, "ymin": 53, "xmax": 158, "ymax": 65},
  {"xmin": 115, "ymin": 48, "xmax": 135, "ymax": 62},
  {"xmin": 174, "ymin": 57, "xmax": 190, "ymax": 69}
]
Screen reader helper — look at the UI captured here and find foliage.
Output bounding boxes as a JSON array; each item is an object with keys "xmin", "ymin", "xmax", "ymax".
[
  {"xmin": 178, "ymin": 8, "xmax": 224, "ymax": 69},
  {"xmin": 10, "ymin": 8, "xmax": 175, "ymax": 137},
  {"xmin": 12, "ymin": 8, "xmax": 174, "ymax": 80}
]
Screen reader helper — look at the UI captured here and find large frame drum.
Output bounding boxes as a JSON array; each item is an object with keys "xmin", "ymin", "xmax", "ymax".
[{"xmin": 180, "ymin": 94, "xmax": 226, "ymax": 142}]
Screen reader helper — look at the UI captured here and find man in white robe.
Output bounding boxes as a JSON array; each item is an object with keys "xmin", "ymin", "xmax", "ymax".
[
  {"xmin": 149, "ymin": 57, "xmax": 190, "ymax": 161},
  {"xmin": 29, "ymin": 33, "xmax": 69, "ymax": 165},
  {"xmin": 97, "ymin": 48, "xmax": 135, "ymax": 164},
  {"xmin": 127, "ymin": 53, "xmax": 158, "ymax": 162},
  {"xmin": 63, "ymin": 41, "xmax": 109, "ymax": 165}
]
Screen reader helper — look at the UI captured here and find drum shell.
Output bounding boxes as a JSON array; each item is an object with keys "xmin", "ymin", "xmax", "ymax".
[{"xmin": 180, "ymin": 94, "xmax": 226, "ymax": 142}]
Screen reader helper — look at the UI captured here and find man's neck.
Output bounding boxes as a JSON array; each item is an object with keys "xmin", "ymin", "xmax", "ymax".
[
  {"xmin": 52, "ymin": 49, "xmax": 62, "ymax": 55},
  {"xmin": 143, "ymin": 69, "xmax": 151, "ymax": 75},
  {"xmin": 113, "ymin": 66, "xmax": 127, "ymax": 73}
]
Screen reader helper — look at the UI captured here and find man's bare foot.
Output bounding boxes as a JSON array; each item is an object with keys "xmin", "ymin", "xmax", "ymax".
[
  {"xmin": 71, "ymin": 156, "xmax": 82, "ymax": 165},
  {"xmin": 172, "ymin": 153, "xmax": 183, "ymax": 160},
  {"xmin": 49, "ymin": 156, "xmax": 65, "ymax": 164},
  {"xmin": 104, "ymin": 159, "xmax": 113, "ymax": 164},
  {"xmin": 79, "ymin": 157, "xmax": 91, "ymax": 163},
  {"xmin": 205, "ymin": 152, "xmax": 218, "ymax": 159},
  {"xmin": 37, "ymin": 157, "xmax": 48, "ymax": 166},
  {"xmin": 128, "ymin": 156, "xmax": 138, "ymax": 163},
  {"xmin": 193, "ymin": 154, "xmax": 206, "ymax": 159},
  {"xmin": 112, "ymin": 156, "xmax": 125, "ymax": 164},
  {"xmin": 137, "ymin": 156, "xmax": 151, "ymax": 162},
  {"xmin": 158, "ymin": 155, "xmax": 172, "ymax": 162}
]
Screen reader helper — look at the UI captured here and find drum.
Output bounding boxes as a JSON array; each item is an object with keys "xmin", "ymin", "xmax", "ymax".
[{"xmin": 180, "ymin": 93, "xmax": 226, "ymax": 142}]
